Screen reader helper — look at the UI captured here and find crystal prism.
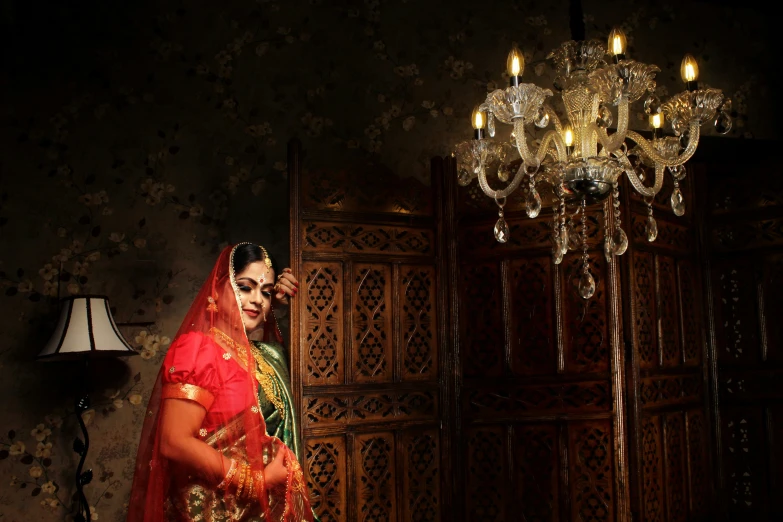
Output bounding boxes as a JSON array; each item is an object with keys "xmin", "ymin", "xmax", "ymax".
[
  {"xmin": 646, "ymin": 216, "xmax": 658, "ymax": 242},
  {"xmin": 670, "ymin": 187, "xmax": 685, "ymax": 216},
  {"xmin": 534, "ymin": 107, "xmax": 550, "ymax": 128},
  {"xmin": 611, "ymin": 227, "xmax": 628, "ymax": 255},
  {"xmin": 714, "ymin": 111, "xmax": 732, "ymax": 134},
  {"xmin": 566, "ymin": 223, "xmax": 580, "ymax": 251},
  {"xmin": 525, "ymin": 188, "xmax": 542, "ymax": 218},
  {"xmin": 604, "ymin": 236, "xmax": 614, "ymax": 262},
  {"xmin": 487, "ymin": 112, "xmax": 496, "ymax": 137},
  {"xmin": 552, "ymin": 238, "xmax": 564, "ymax": 264},
  {"xmin": 644, "ymin": 94, "xmax": 661, "ymax": 115},
  {"xmin": 578, "ymin": 270, "xmax": 596, "ymax": 299},
  {"xmin": 597, "ymin": 105, "xmax": 613, "ymax": 128},
  {"xmin": 494, "ymin": 217, "xmax": 509, "ymax": 243}
]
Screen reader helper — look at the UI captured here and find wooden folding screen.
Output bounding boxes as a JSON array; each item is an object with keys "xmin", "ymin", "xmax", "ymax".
[
  {"xmin": 621, "ymin": 173, "xmax": 713, "ymax": 522},
  {"xmin": 449, "ymin": 156, "xmax": 629, "ymax": 522},
  {"xmin": 288, "ymin": 141, "xmax": 451, "ymax": 522},
  {"xmin": 702, "ymin": 148, "xmax": 782, "ymax": 521}
]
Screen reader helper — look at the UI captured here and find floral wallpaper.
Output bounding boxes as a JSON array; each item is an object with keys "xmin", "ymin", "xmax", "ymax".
[{"xmin": 0, "ymin": 0, "xmax": 774, "ymax": 520}]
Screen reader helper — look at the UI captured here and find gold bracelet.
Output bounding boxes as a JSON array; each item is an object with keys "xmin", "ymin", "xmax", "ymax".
[
  {"xmin": 253, "ymin": 470, "xmax": 265, "ymax": 505},
  {"xmin": 216, "ymin": 459, "xmax": 238, "ymax": 490},
  {"xmin": 235, "ymin": 462, "xmax": 249, "ymax": 500},
  {"xmin": 245, "ymin": 467, "xmax": 255, "ymax": 501}
]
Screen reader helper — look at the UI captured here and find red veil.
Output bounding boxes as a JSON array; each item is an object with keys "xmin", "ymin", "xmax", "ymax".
[{"xmin": 127, "ymin": 245, "xmax": 313, "ymax": 521}]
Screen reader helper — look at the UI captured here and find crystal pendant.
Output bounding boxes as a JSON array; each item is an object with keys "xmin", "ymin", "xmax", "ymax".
[
  {"xmin": 534, "ymin": 107, "xmax": 550, "ymax": 128},
  {"xmin": 714, "ymin": 111, "xmax": 732, "ymax": 134},
  {"xmin": 457, "ymin": 168, "xmax": 472, "ymax": 186},
  {"xmin": 494, "ymin": 216, "xmax": 509, "ymax": 243},
  {"xmin": 670, "ymin": 187, "xmax": 686, "ymax": 216},
  {"xmin": 671, "ymin": 117, "xmax": 687, "ymax": 137},
  {"xmin": 525, "ymin": 187, "xmax": 542, "ymax": 218},
  {"xmin": 604, "ymin": 236, "xmax": 614, "ymax": 262},
  {"xmin": 567, "ymin": 222, "xmax": 581, "ymax": 251},
  {"xmin": 498, "ymin": 164, "xmax": 510, "ymax": 183},
  {"xmin": 553, "ymin": 76, "xmax": 566, "ymax": 91},
  {"xmin": 578, "ymin": 270, "xmax": 596, "ymax": 299},
  {"xmin": 611, "ymin": 227, "xmax": 628, "ymax": 255},
  {"xmin": 552, "ymin": 238, "xmax": 564, "ymax": 264},
  {"xmin": 646, "ymin": 216, "xmax": 658, "ymax": 242},
  {"xmin": 597, "ymin": 105, "xmax": 613, "ymax": 128},
  {"xmin": 487, "ymin": 112, "xmax": 496, "ymax": 137},
  {"xmin": 644, "ymin": 94, "xmax": 661, "ymax": 115}
]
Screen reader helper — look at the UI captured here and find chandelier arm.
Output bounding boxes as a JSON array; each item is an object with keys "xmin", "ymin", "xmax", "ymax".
[
  {"xmin": 538, "ymin": 129, "xmax": 568, "ymax": 163},
  {"xmin": 617, "ymin": 154, "xmax": 665, "ymax": 198},
  {"xmin": 477, "ymin": 162, "xmax": 527, "ymax": 200},
  {"xmin": 624, "ymin": 120, "xmax": 700, "ymax": 167},
  {"xmin": 513, "ymin": 119, "xmax": 540, "ymax": 166},
  {"xmin": 585, "ymin": 101, "xmax": 630, "ymax": 155},
  {"xmin": 545, "ymin": 104, "xmax": 564, "ymax": 135}
]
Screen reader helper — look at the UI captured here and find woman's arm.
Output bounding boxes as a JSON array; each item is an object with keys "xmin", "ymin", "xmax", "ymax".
[{"xmin": 158, "ymin": 398, "xmax": 289, "ymax": 489}]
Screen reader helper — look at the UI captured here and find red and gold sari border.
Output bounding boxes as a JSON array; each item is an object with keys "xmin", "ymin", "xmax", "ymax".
[{"xmin": 161, "ymin": 383, "xmax": 215, "ymax": 410}]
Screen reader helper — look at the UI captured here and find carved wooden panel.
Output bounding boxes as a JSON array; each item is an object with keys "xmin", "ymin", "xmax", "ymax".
[
  {"xmin": 400, "ymin": 265, "xmax": 437, "ymax": 381},
  {"xmin": 639, "ymin": 375, "xmax": 701, "ymax": 408},
  {"xmin": 306, "ymin": 436, "xmax": 347, "ymax": 522},
  {"xmin": 711, "ymin": 218, "xmax": 783, "ymax": 251},
  {"xmin": 711, "ymin": 259, "xmax": 760, "ymax": 365},
  {"xmin": 304, "ymin": 222, "xmax": 433, "ymax": 255},
  {"xmin": 657, "ymin": 256, "xmax": 681, "ymax": 367},
  {"xmin": 686, "ymin": 410, "xmax": 709, "ymax": 517},
  {"xmin": 465, "ymin": 381, "xmax": 610, "ymax": 418},
  {"xmin": 562, "ymin": 252, "xmax": 610, "ymax": 374},
  {"xmin": 664, "ymin": 412, "xmax": 687, "ymax": 522},
  {"xmin": 509, "ymin": 256, "xmax": 556, "ymax": 376},
  {"xmin": 677, "ymin": 260, "xmax": 701, "ymax": 365},
  {"xmin": 641, "ymin": 416, "xmax": 664, "ymax": 522},
  {"xmin": 304, "ymin": 390, "xmax": 436, "ymax": 427},
  {"xmin": 708, "ymin": 172, "xmax": 783, "ymax": 214},
  {"xmin": 465, "ymin": 426, "xmax": 507, "ymax": 522},
  {"xmin": 304, "ymin": 262, "xmax": 344, "ymax": 385},
  {"xmin": 721, "ymin": 407, "xmax": 769, "ymax": 519},
  {"xmin": 460, "ymin": 262, "xmax": 503, "ymax": 377},
  {"xmin": 353, "ymin": 264, "xmax": 392, "ymax": 383},
  {"xmin": 569, "ymin": 420, "xmax": 614, "ymax": 522},
  {"xmin": 633, "ymin": 250, "xmax": 658, "ymax": 369},
  {"xmin": 401, "ymin": 428, "xmax": 441, "ymax": 521},
  {"xmin": 763, "ymin": 255, "xmax": 783, "ymax": 363},
  {"xmin": 513, "ymin": 424, "xmax": 559, "ymax": 521},
  {"xmin": 355, "ymin": 432, "xmax": 397, "ymax": 522},
  {"xmin": 631, "ymin": 214, "xmax": 690, "ymax": 251},
  {"xmin": 303, "ymin": 168, "xmax": 432, "ymax": 215}
]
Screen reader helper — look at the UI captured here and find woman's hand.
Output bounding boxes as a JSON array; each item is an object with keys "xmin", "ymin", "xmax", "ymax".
[
  {"xmin": 273, "ymin": 268, "xmax": 298, "ymax": 306},
  {"xmin": 263, "ymin": 448, "xmax": 288, "ymax": 489}
]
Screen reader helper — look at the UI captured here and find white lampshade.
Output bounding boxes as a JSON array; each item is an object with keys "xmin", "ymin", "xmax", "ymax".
[{"xmin": 38, "ymin": 296, "xmax": 138, "ymax": 361}]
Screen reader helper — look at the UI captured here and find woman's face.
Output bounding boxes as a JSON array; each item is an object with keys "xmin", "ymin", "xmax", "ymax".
[{"xmin": 235, "ymin": 260, "xmax": 275, "ymax": 335}]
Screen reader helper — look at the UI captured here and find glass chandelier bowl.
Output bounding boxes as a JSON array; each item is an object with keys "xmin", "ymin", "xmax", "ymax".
[{"xmin": 453, "ymin": 26, "xmax": 732, "ymax": 299}]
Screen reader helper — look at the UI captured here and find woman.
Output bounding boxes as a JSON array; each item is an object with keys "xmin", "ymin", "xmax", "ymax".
[{"xmin": 127, "ymin": 243, "xmax": 316, "ymax": 521}]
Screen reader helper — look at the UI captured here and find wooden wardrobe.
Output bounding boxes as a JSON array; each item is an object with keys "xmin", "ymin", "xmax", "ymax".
[{"xmin": 287, "ymin": 137, "xmax": 781, "ymax": 522}]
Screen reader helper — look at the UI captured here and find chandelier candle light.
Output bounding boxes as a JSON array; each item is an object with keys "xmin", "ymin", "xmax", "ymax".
[{"xmin": 455, "ymin": 28, "xmax": 730, "ymax": 299}]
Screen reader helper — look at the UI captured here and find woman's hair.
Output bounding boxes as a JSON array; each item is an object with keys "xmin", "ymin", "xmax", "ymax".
[{"xmin": 232, "ymin": 243, "xmax": 278, "ymax": 275}]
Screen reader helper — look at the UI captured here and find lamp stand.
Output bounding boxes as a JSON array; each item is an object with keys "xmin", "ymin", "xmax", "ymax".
[{"xmin": 72, "ymin": 360, "xmax": 93, "ymax": 522}]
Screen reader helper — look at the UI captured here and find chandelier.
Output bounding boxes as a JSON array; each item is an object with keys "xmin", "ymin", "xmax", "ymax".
[{"xmin": 454, "ymin": 28, "xmax": 730, "ymax": 299}]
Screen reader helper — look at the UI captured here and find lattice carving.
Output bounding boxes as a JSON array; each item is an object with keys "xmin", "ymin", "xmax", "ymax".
[
  {"xmin": 639, "ymin": 375, "xmax": 701, "ymax": 408},
  {"xmin": 304, "ymin": 222, "xmax": 433, "ymax": 255},
  {"xmin": 712, "ymin": 218, "xmax": 783, "ymax": 251},
  {"xmin": 466, "ymin": 381, "xmax": 610, "ymax": 417},
  {"xmin": 509, "ymin": 256, "xmax": 555, "ymax": 375},
  {"xmin": 304, "ymin": 391, "xmax": 436, "ymax": 427},
  {"xmin": 514, "ymin": 424, "xmax": 559, "ymax": 521},
  {"xmin": 403, "ymin": 430, "xmax": 440, "ymax": 521},
  {"xmin": 631, "ymin": 214, "xmax": 690, "ymax": 251},
  {"xmin": 353, "ymin": 265, "xmax": 391, "ymax": 382},
  {"xmin": 569, "ymin": 422, "xmax": 614, "ymax": 522},
  {"xmin": 709, "ymin": 173, "xmax": 783, "ymax": 213},
  {"xmin": 401, "ymin": 266, "xmax": 436, "ymax": 380},
  {"xmin": 633, "ymin": 250, "xmax": 657, "ymax": 368},
  {"xmin": 665, "ymin": 413, "xmax": 687, "ymax": 522},
  {"xmin": 461, "ymin": 263, "xmax": 503, "ymax": 377},
  {"xmin": 306, "ymin": 436, "xmax": 346, "ymax": 522},
  {"xmin": 304, "ymin": 168, "xmax": 432, "ymax": 215},
  {"xmin": 658, "ymin": 256, "xmax": 681, "ymax": 366},
  {"xmin": 563, "ymin": 252, "xmax": 610, "ymax": 373},
  {"xmin": 763, "ymin": 256, "xmax": 783, "ymax": 363},
  {"xmin": 642, "ymin": 416, "xmax": 664, "ymax": 522},
  {"xmin": 724, "ymin": 413, "xmax": 757, "ymax": 516},
  {"xmin": 305, "ymin": 263, "xmax": 344, "ymax": 385},
  {"xmin": 467, "ymin": 427, "xmax": 506, "ymax": 521},
  {"xmin": 687, "ymin": 411, "xmax": 708, "ymax": 516},
  {"xmin": 356, "ymin": 433, "xmax": 396, "ymax": 522},
  {"xmin": 678, "ymin": 260, "xmax": 701, "ymax": 364},
  {"xmin": 721, "ymin": 372, "xmax": 783, "ymax": 401},
  {"xmin": 713, "ymin": 261, "xmax": 759, "ymax": 365}
]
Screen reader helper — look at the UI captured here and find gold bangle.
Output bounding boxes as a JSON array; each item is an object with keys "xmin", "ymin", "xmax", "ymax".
[
  {"xmin": 216, "ymin": 459, "xmax": 237, "ymax": 490},
  {"xmin": 235, "ymin": 462, "xmax": 248, "ymax": 500},
  {"xmin": 245, "ymin": 468, "xmax": 255, "ymax": 501}
]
